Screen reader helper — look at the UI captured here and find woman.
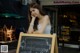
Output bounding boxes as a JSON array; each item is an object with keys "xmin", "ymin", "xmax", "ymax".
[{"xmin": 27, "ymin": 3, "xmax": 51, "ymax": 34}]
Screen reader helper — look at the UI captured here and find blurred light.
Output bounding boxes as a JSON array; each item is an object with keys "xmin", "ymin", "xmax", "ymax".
[{"xmin": 63, "ymin": 15, "xmax": 67, "ymax": 18}]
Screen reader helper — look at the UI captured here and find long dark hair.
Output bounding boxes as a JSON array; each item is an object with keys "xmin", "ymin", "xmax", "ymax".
[
  {"xmin": 29, "ymin": 3, "xmax": 46, "ymax": 16},
  {"xmin": 28, "ymin": 3, "xmax": 47, "ymax": 30}
]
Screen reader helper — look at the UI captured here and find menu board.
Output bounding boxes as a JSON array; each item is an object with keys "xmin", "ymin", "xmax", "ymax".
[{"xmin": 16, "ymin": 32, "xmax": 58, "ymax": 53}]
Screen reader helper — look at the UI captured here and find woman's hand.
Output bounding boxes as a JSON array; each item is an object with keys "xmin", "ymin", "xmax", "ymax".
[
  {"xmin": 27, "ymin": 16, "xmax": 36, "ymax": 34},
  {"xmin": 31, "ymin": 15, "xmax": 36, "ymax": 23}
]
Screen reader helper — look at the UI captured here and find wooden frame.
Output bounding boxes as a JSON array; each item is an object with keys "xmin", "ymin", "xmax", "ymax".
[{"xmin": 16, "ymin": 32, "xmax": 58, "ymax": 53}]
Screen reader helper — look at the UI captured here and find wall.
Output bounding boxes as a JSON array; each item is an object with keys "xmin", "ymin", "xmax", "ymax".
[{"xmin": 40, "ymin": 0, "xmax": 80, "ymax": 5}]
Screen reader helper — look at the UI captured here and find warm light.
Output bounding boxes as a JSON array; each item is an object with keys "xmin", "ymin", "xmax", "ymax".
[
  {"xmin": 63, "ymin": 15, "xmax": 67, "ymax": 18},
  {"xmin": 0, "ymin": 25, "xmax": 16, "ymax": 41},
  {"xmin": 6, "ymin": 29, "xmax": 14, "ymax": 41}
]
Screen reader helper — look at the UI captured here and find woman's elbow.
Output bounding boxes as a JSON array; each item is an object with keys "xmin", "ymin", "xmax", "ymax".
[{"xmin": 33, "ymin": 31, "xmax": 43, "ymax": 34}]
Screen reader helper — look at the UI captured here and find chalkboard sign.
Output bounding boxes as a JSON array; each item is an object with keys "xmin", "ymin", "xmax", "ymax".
[{"xmin": 16, "ymin": 32, "xmax": 58, "ymax": 53}]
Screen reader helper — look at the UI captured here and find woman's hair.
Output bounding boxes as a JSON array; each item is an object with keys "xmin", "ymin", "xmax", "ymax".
[{"xmin": 29, "ymin": 3, "xmax": 46, "ymax": 16}]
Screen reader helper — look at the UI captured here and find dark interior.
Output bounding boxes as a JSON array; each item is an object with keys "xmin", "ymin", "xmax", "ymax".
[{"xmin": 0, "ymin": 0, "xmax": 29, "ymax": 50}]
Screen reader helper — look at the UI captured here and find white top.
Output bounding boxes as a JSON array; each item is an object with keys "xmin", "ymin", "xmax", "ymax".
[{"xmin": 37, "ymin": 24, "xmax": 51, "ymax": 34}]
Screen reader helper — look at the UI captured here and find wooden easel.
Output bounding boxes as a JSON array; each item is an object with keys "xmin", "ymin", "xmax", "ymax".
[{"xmin": 16, "ymin": 32, "xmax": 58, "ymax": 53}]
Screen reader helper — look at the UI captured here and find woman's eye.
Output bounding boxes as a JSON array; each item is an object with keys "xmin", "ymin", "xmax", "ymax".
[
  {"xmin": 30, "ymin": 9, "xmax": 35, "ymax": 13},
  {"xmin": 32, "ymin": 10, "xmax": 35, "ymax": 11}
]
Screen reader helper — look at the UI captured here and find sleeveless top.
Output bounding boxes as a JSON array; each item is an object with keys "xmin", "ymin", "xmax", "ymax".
[
  {"xmin": 37, "ymin": 24, "xmax": 51, "ymax": 34},
  {"xmin": 37, "ymin": 24, "xmax": 52, "ymax": 48}
]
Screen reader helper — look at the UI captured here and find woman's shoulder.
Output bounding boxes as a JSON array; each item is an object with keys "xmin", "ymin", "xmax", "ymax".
[
  {"xmin": 44, "ymin": 15, "xmax": 49, "ymax": 17},
  {"xmin": 44, "ymin": 15, "xmax": 49, "ymax": 20}
]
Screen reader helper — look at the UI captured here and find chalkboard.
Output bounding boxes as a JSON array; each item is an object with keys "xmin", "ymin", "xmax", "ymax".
[{"xmin": 16, "ymin": 32, "xmax": 58, "ymax": 53}]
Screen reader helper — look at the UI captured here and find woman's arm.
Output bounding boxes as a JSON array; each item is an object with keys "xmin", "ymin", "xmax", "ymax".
[
  {"xmin": 27, "ymin": 17, "xmax": 36, "ymax": 33},
  {"xmin": 33, "ymin": 15, "xmax": 49, "ymax": 34}
]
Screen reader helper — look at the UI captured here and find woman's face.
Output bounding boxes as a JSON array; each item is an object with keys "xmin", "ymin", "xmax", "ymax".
[{"xmin": 30, "ymin": 8, "xmax": 40, "ymax": 17}]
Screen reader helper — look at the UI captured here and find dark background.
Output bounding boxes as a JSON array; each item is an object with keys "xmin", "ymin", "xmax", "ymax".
[{"xmin": 0, "ymin": 0, "xmax": 29, "ymax": 32}]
